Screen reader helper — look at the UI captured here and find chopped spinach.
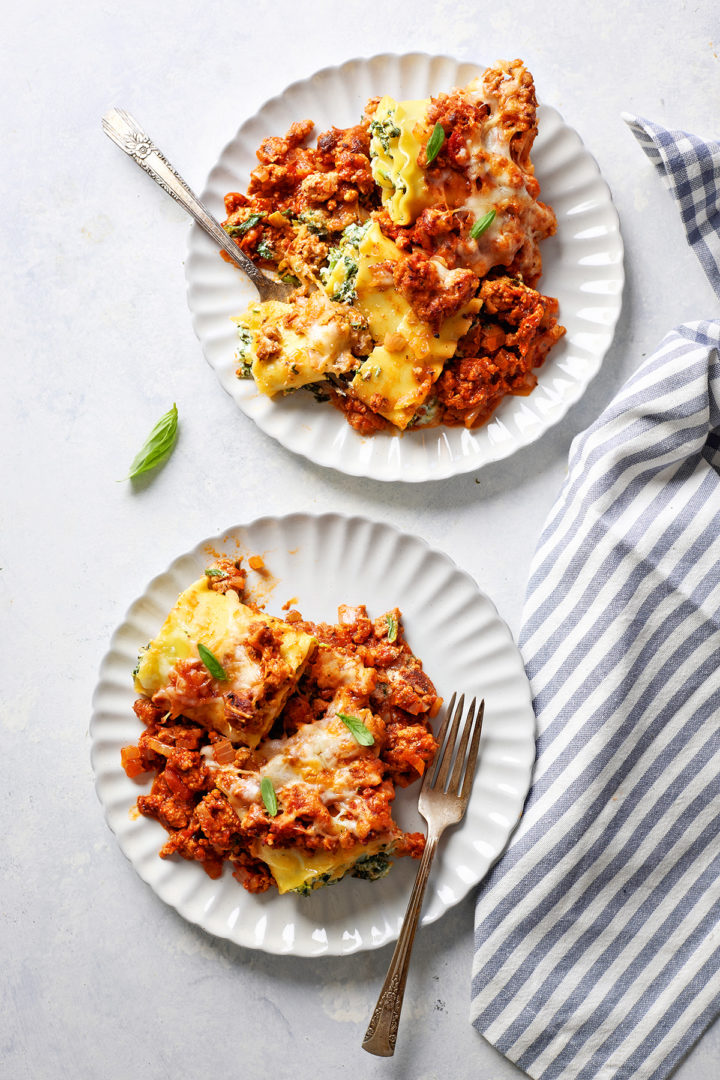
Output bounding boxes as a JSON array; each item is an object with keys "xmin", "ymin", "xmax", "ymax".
[
  {"xmin": 291, "ymin": 848, "xmax": 393, "ymax": 895},
  {"xmin": 306, "ymin": 384, "xmax": 331, "ymax": 403},
  {"xmin": 331, "ymin": 256, "xmax": 359, "ymax": 303},
  {"xmin": 297, "ymin": 210, "xmax": 329, "ymax": 238},
  {"xmin": 235, "ymin": 324, "xmax": 254, "ymax": 376},
  {"xmin": 320, "ymin": 221, "xmax": 371, "ymax": 303},
  {"xmin": 341, "ymin": 220, "xmax": 371, "ymax": 247},
  {"xmin": 369, "ymin": 114, "xmax": 401, "ymax": 153},
  {"xmin": 224, "ymin": 212, "xmax": 265, "ymax": 238},
  {"xmin": 235, "ymin": 325, "xmax": 253, "ymax": 358},
  {"xmin": 255, "ymin": 238, "xmax": 275, "ymax": 260},
  {"xmin": 292, "ymin": 871, "xmax": 336, "ymax": 896},
  {"xmin": 352, "ymin": 851, "xmax": 392, "ymax": 881}
]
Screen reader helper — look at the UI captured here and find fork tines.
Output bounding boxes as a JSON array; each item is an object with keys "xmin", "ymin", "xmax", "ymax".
[{"xmin": 426, "ymin": 693, "xmax": 485, "ymax": 799}]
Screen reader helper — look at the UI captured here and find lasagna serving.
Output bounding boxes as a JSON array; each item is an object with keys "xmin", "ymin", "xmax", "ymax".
[
  {"xmin": 225, "ymin": 59, "xmax": 565, "ymax": 435},
  {"xmin": 122, "ymin": 557, "xmax": 440, "ymax": 895}
]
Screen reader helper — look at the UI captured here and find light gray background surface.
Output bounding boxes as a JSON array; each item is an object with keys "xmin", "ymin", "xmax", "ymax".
[{"xmin": 3, "ymin": 2, "xmax": 719, "ymax": 1078}]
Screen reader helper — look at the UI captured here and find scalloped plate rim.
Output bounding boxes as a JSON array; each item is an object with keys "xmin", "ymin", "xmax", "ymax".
[
  {"xmin": 90, "ymin": 512, "xmax": 536, "ymax": 956},
  {"xmin": 184, "ymin": 53, "xmax": 624, "ymax": 483}
]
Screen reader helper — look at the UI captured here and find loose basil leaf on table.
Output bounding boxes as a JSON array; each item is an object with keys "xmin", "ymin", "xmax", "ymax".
[{"xmin": 125, "ymin": 403, "xmax": 178, "ymax": 480}]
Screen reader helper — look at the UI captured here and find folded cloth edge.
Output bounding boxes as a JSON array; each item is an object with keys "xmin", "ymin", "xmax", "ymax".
[
  {"xmin": 471, "ymin": 320, "xmax": 720, "ymax": 1080},
  {"xmin": 622, "ymin": 113, "xmax": 720, "ymax": 301}
]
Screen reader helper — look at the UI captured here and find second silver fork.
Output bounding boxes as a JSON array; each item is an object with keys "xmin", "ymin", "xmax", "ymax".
[{"xmin": 362, "ymin": 692, "xmax": 485, "ymax": 1057}]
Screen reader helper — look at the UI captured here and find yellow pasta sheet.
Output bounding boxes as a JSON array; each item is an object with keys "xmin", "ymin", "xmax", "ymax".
[
  {"xmin": 350, "ymin": 222, "xmax": 480, "ymax": 429},
  {"xmin": 134, "ymin": 577, "xmax": 316, "ymax": 747},
  {"xmin": 370, "ymin": 96, "xmax": 433, "ymax": 226},
  {"xmin": 235, "ymin": 294, "xmax": 354, "ymax": 397}
]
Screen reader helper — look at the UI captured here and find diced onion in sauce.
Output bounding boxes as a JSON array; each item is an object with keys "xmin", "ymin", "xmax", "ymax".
[
  {"xmin": 121, "ymin": 745, "xmax": 148, "ymax": 779},
  {"xmin": 146, "ymin": 737, "xmax": 173, "ymax": 757},
  {"xmin": 213, "ymin": 738, "xmax": 236, "ymax": 765}
]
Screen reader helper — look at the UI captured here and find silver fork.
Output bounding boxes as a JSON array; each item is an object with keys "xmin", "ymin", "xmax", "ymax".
[
  {"xmin": 362, "ymin": 693, "xmax": 485, "ymax": 1057},
  {"xmin": 101, "ymin": 107, "xmax": 294, "ymax": 303}
]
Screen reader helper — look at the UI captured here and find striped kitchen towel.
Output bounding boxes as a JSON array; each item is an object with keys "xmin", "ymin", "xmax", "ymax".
[
  {"xmin": 471, "ymin": 118, "xmax": 720, "ymax": 1080},
  {"xmin": 622, "ymin": 115, "xmax": 720, "ymax": 295}
]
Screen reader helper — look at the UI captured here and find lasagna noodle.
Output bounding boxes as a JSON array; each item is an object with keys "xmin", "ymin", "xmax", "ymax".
[
  {"xmin": 209, "ymin": 704, "xmax": 399, "ymax": 894},
  {"xmin": 370, "ymin": 96, "xmax": 433, "ymax": 226},
  {"xmin": 133, "ymin": 577, "xmax": 317, "ymax": 747},
  {"xmin": 348, "ymin": 222, "xmax": 480, "ymax": 428},
  {"xmin": 220, "ymin": 61, "xmax": 562, "ymax": 434},
  {"xmin": 234, "ymin": 294, "xmax": 356, "ymax": 396},
  {"xmin": 251, "ymin": 838, "xmax": 389, "ymax": 894}
]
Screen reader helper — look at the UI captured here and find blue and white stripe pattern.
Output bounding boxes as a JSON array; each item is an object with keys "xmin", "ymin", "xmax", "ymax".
[
  {"xmin": 471, "ymin": 118, "xmax": 720, "ymax": 1080},
  {"xmin": 623, "ymin": 114, "xmax": 720, "ymax": 295}
]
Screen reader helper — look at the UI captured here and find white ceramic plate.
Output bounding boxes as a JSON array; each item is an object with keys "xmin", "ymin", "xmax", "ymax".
[
  {"xmin": 91, "ymin": 514, "xmax": 535, "ymax": 956},
  {"xmin": 185, "ymin": 53, "xmax": 624, "ymax": 483}
]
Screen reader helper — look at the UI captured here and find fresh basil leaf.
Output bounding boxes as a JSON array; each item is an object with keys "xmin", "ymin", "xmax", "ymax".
[
  {"xmin": 425, "ymin": 122, "xmax": 445, "ymax": 165},
  {"xmin": 125, "ymin": 403, "xmax": 178, "ymax": 480},
  {"xmin": 261, "ymin": 776, "xmax": 279, "ymax": 816},
  {"xmin": 197, "ymin": 643, "xmax": 227, "ymax": 681},
  {"xmin": 385, "ymin": 614, "xmax": 398, "ymax": 643},
  {"xmin": 337, "ymin": 712, "xmax": 375, "ymax": 746},
  {"xmin": 469, "ymin": 209, "xmax": 496, "ymax": 239}
]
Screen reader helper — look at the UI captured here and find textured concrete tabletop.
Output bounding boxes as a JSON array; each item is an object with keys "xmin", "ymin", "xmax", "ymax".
[{"xmin": 3, "ymin": 2, "xmax": 719, "ymax": 1078}]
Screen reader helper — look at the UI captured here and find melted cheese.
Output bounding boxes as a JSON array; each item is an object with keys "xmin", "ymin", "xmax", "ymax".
[
  {"xmin": 370, "ymin": 73, "xmax": 549, "ymax": 273},
  {"xmin": 206, "ymin": 694, "xmax": 399, "ymax": 893},
  {"xmin": 134, "ymin": 577, "xmax": 316, "ymax": 747},
  {"xmin": 454, "ymin": 74, "xmax": 549, "ymax": 260},
  {"xmin": 209, "ymin": 704, "xmax": 381, "ymax": 817},
  {"xmin": 370, "ymin": 96, "xmax": 433, "ymax": 226},
  {"xmin": 259, "ymin": 703, "xmax": 380, "ymax": 804},
  {"xmin": 460, "ymin": 120, "xmax": 525, "ymax": 240},
  {"xmin": 251, "ymin": 837, "xmax": 387, "ymax": 894},
  {"xmin": 234, "ymin": 297, "xmax": 356, "ymax": 396},
  {"xmin": 312, "ymin": 646, "xmax": 376, "ymax": 696},
  {"xmin": 349, "ymin": 222, "xmax": 480, "ymax": 428}
]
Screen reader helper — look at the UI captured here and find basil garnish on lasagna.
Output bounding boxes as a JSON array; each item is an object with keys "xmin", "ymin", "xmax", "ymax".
[
  {"xmin": 222, "ymin": 59, "xmax": 565, "ymax": 435},
  {"xmin": 133, "ymin": 570, "xmax": 316, "ymax": 748},
  {"xmin": 122, "ymin": 565, "xmax": 440, "ymax": 896}
]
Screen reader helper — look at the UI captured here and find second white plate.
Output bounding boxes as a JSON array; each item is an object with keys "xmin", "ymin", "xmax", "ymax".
[
  {"xmin": 185, "ymin": 53, "xmax": 624, "ymax": 482},
  {"xmin": 90, "ymin": 514, "xmax": 536, "ymax": 956}
]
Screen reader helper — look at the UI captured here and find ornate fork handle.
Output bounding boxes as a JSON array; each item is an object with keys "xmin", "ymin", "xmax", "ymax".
[
  {"xmin": 362, "ymin": 831, "xmax": 440, "ymax": 1056},
  {"xmin": 101, "ymin": 108, "xmax": 288, "ymax": 302}
]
